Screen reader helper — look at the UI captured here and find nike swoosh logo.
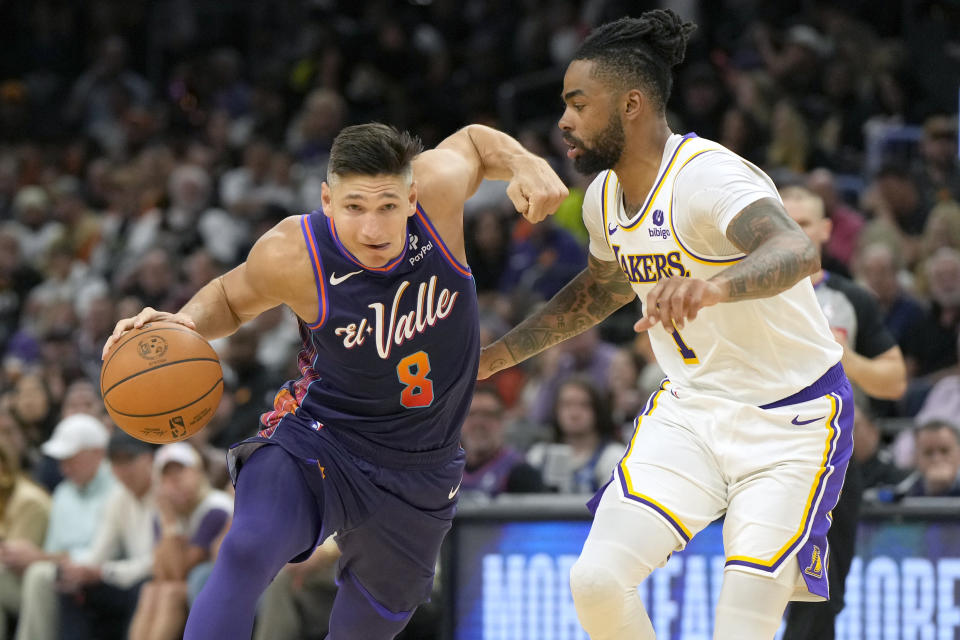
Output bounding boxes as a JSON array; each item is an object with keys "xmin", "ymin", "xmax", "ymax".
[
  {"xmin": 448, "ymin": 479, "xmax": 462, "ymax": 500},
  {"xmin": 607, "ymin": 224, "xmax": 618, "ymax": 235},
  {"xmin": 329, "ymin": 270, "xmax": 363, "ymax": 285},
  {"xmin": 791, "ymin": 415, "xmax": 825, "ymax": 426}
]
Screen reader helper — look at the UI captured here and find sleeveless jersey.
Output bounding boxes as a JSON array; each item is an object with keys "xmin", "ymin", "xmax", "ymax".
[
  {"xmin": 259, "ymin": 205, "xmax": 480, "ymax": 465},
  {"xmin": 583, "ymin": 133, "xmax": 842, "ymax": 405}
]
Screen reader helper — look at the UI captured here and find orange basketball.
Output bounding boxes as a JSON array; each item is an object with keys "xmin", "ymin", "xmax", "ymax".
[{"xmin": 100, "ymin": 321, "xmax": 224, "ymax": 444}]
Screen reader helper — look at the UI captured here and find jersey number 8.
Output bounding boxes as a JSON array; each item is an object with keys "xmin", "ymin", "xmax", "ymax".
[{"xmin": 397, "ymin": 351, "xmax": 435, "ymax": 408}]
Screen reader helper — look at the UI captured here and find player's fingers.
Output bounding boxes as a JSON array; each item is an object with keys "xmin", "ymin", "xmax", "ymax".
[
  {"xmin": 667, "ymin": 283, "xmax": 686, "ymax": 330},
  {"xmin": 634, "ymin": 315, "xmax": 656, "ymax": 332},
  {"xmin": 685, "ymin": 287, "xmax": 703, "ymax": 322},
  {"xmin": 133, "ymin": 307, "xmax": 158, "ymax": 329},
  {"xmin": 506, "ymin": 182, "xmax": 529, "ymax": 217},
  {"xmin": 645, "ymin": 281, "xmax": 667, "ymax": 325}
]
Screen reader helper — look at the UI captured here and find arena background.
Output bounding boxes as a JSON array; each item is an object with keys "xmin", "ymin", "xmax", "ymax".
[{"xmin": 1, "ymin": 1, "xmax": 959, "ymax": 639}]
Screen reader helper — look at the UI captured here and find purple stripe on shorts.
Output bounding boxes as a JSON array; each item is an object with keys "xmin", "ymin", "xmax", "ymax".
[{"xmin": 759, "ymin": 362, "xmax": 845, "ymax": 410}]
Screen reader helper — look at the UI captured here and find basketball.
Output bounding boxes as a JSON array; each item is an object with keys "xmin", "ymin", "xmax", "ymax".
[{"xmin": 100, "ymin": 321, "xmax": 224, "ymax": 444}]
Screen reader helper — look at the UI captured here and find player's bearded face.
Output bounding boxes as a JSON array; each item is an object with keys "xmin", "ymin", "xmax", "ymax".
[{"xmin": 570, "ymin": 110, "xmax": 626, "ymax": 175}]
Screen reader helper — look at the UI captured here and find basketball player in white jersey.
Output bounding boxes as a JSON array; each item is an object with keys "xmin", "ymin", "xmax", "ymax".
[{"xmin": 480, "ymin": 10, "xmax": 853, "ymax": 640}]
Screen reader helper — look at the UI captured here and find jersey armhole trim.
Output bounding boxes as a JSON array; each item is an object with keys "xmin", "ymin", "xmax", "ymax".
[
  {"xmin": 414, "ymin": 204, "xmax": 473, "ymax": 279},
  {"xmin": 668, "ymin": 148, "xmax": 746, "ymax": 265},
  {"xmin": 300, "ymin": 214, "xmax": 329, "ymax": 330}
]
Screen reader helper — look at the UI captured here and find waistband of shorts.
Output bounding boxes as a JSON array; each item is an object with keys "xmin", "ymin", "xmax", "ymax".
[
  {"xmin": 326, "ymin": 427, "xmax": 461, "ymax": 470},
  {"xmin": 759, "ymin": 361, "xmax": 846, "ymax": 409}
]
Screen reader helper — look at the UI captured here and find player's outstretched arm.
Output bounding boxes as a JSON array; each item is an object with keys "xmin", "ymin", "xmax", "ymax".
[
  {"xmin": 420, "ymin": 124, "xmax": 568, "ymax": 222},
  {"xmin": 478, "ymin": 255, "xmax": 635, "ymax": 379},
  {"xmin": 103, "ymin": 218, "xmax": 308, "ymax": 357}
]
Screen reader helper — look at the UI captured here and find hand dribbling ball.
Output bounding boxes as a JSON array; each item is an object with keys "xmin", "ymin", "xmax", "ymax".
[{"xmin": 100, "ymin": 321, "xmax": 224, "ymax": 443}]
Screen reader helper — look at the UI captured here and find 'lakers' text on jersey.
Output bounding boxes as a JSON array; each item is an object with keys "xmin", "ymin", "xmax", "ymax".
[
  {"xmin": 259, "ymin": 205, "xmax": 480, "ymax": 466},
  {"xmin": 583, "ymin": 133, "xmax": 842, "ymax": 405}
]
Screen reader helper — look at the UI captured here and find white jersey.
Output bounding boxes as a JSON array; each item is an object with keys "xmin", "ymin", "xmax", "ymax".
[{"xmin": 583, "ymin": 133, "xmax": 841, "ymax": 405}]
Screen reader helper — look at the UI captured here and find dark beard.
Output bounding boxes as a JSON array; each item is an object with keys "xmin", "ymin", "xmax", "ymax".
[{"xmin": 573, "ymin": 115, "xmax": 626, "ymax": 175}]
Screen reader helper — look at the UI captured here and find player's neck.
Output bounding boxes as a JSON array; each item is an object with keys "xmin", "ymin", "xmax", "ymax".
[{"xmin": 614, "ymin": 122, "xmax": 672, "ymax": 216}]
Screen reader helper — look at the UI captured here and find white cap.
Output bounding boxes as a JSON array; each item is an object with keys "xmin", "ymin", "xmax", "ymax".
[
  {"xmin": 41, "ymin": 414, "xmax": 110, "ymax": 460},
  {"xmin": 154, "ymin": 442, "xmax": 202, "ymax": 473}
]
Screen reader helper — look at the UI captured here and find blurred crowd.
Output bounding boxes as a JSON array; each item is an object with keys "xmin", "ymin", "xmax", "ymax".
[{"xmin": 0, "ymin": 0, "xmax": 958, "ymax": 638}]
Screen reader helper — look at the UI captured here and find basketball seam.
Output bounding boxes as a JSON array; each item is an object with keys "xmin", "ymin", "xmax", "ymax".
[
  {"xmin": 101, "ymin": 357, "xmax": 221, "ymax": 398},
  {"xmin": 104, "ymin": 378, "xmax": 224, "ymax": 418},
  {"xmin": 101, "ymin": 324, "xmax": 207, "ymax": 376}
]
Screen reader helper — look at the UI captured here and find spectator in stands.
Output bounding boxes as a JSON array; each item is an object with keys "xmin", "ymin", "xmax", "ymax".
[
  {"xmin": 8, "ymin": 373, "xmax": 57, "ymax": 456},
  {"xmin": 460, "ymin": 387, "xmax": 544, "ymax": 498},
  {"xmin": 63, "ymin": 36, "xmax": 150, "ymax": 141},
  {"xmin": 903, "ymin": 247, "xmax": 960, "ymax": 376},
  {"xmin": 905, "ymin": 421, "xmax": 960, "ymax": 497},
  {"xmin": 0, "ymin": 230, "xmax": 42, "ymax": 355},
  {"xmin": 914, "ymin": 115, "xmax": 960, "ymax": 206},
  {"xmin": 527, "ymin": 327, "xmax": 618, "ymax": 425},
  {"xmin": 11, "ymin": 414, "xmax": 113, "ymax": 640},
  {"xmin": 464, "ymin": 206, "xmax": 512, "ymax": 295},
  {"xmin": 498, "ymin": 216, "xmax": 587, "ymax": 301},
  {"xmin": 606, "ymin": 347, "xmax": 645, "ymax": 440},
  {"xmin": 914, "ymin": 334, "xmax": 960, "ymax": 428},
  {"xmin": 29, "ymin": 431, "xmax": 156, "ymax": 640},
  {"xmin": 853, "ymin": 398, "xmax": 911, "ymax": 494},
  {"xmin": 919, "ymin": 200, "xmax": 960, "ymax": 260},
  {"xmin": 861, "ymin": 165, "xmax": 927, "ymax": 239},
  {"xmin": 853, "ymin": 241, "xmax": 928, "ymax": 347},
  {"xmin": 127, "ymin": 443, "xmax": 232, "ymax": 640},
  {"xmin": 216, "ymin": 326, "xmax": 273, "ymax": 448},
  {"xmin": 527, "ymin": 377, "xmax": 623, "ymax": 494},
  {"xmin": 49, "ymin": 177, "xmax": 101, "ymax": 264},
  {"xmin": 806, "ymin": 168, "xmax": 866, "ymax": 271},
  {"xmin": 0, "ymin": 442, "xmax": 50, "ymax": 640}
]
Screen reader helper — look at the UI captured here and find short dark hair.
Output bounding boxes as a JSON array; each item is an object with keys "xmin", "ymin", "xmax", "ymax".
[
  {"xmin": 574, "ymin": 9, "xmax": 696, "ymax": 112},
  {"xmin": 327, "ymin": 123, "xmax": 423, "ymax": 183},
  {"xmin": 916, "ymin": 420, "xmax": 960, "ymax": 446}
]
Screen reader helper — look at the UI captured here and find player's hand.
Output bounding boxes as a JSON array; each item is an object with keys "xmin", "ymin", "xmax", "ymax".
[
  {"xmin": 634, "ymin": 276, "xmax": 723, "ymax": 332},
  {"xmin": 505, "ymin": 156, "xmax": 569, "ymax": 223},
  {"xmin": 102, "ymin": 307, "xmax": 198, "ymax": 360}
]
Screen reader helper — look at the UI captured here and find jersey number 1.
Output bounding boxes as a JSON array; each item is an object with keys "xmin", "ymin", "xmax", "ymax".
[
  {"xmin": 670, "ymin": 325, "xmax": 699, "ymax": 364},
  {"xmin": 397, "ymin": 351, "xmax": 434, "ymax": 408}
]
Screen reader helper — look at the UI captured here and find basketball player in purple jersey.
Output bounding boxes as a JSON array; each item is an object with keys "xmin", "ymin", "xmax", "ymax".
[{"xmin": 103, "ymin": 122, "xmax": 568, "ymax": 638}]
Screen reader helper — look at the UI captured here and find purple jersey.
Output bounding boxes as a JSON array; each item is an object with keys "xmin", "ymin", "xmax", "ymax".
[{"xmin": 259, "ymin": 205, "xmax": 480, "ymax": 466}]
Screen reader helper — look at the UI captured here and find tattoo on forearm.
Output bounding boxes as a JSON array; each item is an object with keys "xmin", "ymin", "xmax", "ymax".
[
  {"xmin": 502, "ymin": 256, "xmax": 635, "ymax": 363},
  {"xmin": 720, "ymin": 198, "xmax": 818, "ymax": 300}
]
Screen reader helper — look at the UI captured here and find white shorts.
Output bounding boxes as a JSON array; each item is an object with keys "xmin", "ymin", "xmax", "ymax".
[{"xmin": 601, "ymin": 364, "xmax": 853, "ymax": 601}]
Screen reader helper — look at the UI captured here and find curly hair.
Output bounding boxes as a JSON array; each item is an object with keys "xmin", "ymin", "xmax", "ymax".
[{"xmin": 573, "ymin": 9, "xmax": 697, "ymax": 112}]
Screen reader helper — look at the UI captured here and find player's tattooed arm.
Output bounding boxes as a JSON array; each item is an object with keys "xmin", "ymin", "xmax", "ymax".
[
  {"xmin": 711, "ymin": 197, "xmax": 819, "ymax": 301},
  {"xmin": 478, "ymin": 255, "xmax": 635, "ymax": 378}
]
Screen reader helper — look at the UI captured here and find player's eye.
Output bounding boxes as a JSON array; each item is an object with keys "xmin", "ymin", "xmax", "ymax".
[{"xmin": 382, "ymin": 203, "xmax": 396, "ymax": 211}]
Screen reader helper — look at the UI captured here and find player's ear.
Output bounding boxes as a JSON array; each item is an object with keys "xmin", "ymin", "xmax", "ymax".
[
  {"xmin": 623, "ymin": 89, "xmax": 644, "ymax": 121},
  {"xmin": 321, "ymin": 181, "xmax": 333, "ymax": 217},
  {"xmin": 407, "ymin": 180, "xmax": 418, "ymax": 217}
]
